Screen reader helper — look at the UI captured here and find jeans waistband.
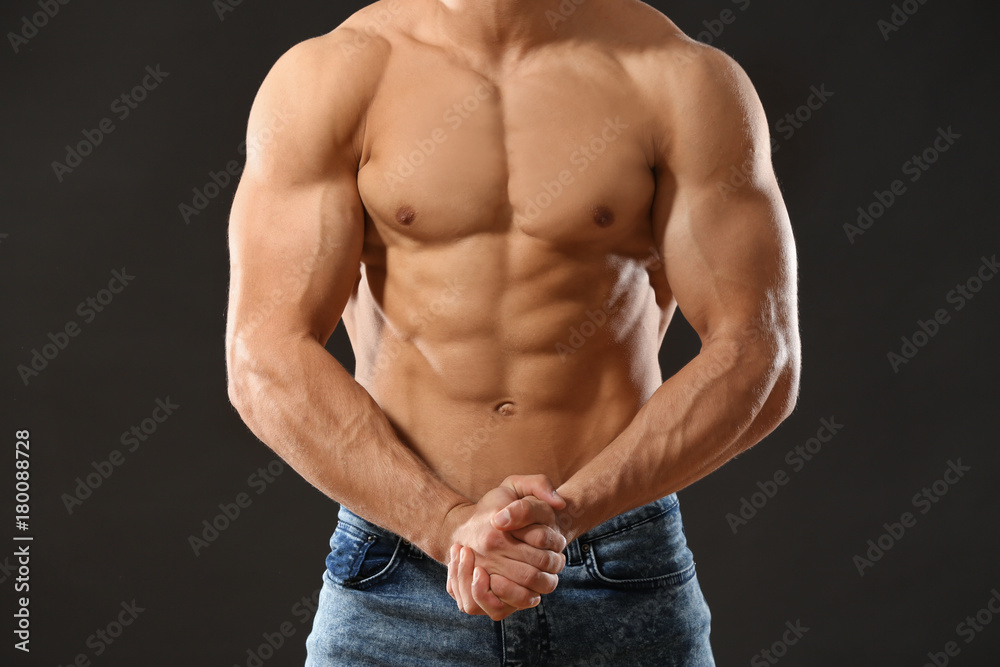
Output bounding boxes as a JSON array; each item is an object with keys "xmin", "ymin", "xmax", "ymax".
[
  {"xmin": 336, "ymin": 492, "xmax": 680, "ymax": 558},
  {"xmin": 336, "ymin": 504, "xmax": 402, "ymax": 540},
  {"xmin": 575, "ymin": 492, "xmax": 679, "ymax": 543}
]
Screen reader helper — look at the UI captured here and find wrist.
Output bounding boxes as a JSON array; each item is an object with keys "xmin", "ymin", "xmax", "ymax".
[
  {"xmin": 554, "ymin": 485, "xmax": 591, "ymax": 543},
  {"xmin": 423, "ymin": 499, "xmax": 473, "ymax": 564},
  {"xmin": 556, "ymin": 487, "xmax": 586, "ymax": 542}
]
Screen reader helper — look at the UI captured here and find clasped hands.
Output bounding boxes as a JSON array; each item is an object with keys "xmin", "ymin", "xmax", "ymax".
[{"xmin": 443, "ymin": 475, "xmax": 569, "ymax": 621}]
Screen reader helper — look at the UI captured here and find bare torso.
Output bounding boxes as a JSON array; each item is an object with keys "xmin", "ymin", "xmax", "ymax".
[{"xmin": 340, "ymin": 0, "xmax": 679, "ymax": 499}]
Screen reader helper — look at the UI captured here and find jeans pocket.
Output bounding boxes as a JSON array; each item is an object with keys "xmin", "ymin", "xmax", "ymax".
[
  {"xmin": 325, "ymin": 520, "xmax": 403, "ymax": 589},
  {"xmin": 584, "ymin": 501, "xmax": 697, "ymax": 590}
]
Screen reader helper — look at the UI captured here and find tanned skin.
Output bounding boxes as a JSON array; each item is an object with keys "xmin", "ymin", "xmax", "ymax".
[{"xmin": 226, "ymin": 0, "xmax": 800, "ymax": 622}]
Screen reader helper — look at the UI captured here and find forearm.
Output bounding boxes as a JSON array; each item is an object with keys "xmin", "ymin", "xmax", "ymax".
[
  {"xmin": 556, "ymin": 334, "xmax": 799, "ymax": 542},
  {"xmin": 228, "ymin": 335, "xmax": 468, "ymax": 562}
]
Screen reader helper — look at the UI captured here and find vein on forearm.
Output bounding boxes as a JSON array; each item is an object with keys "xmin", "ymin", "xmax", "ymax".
[
  {"xmin": 558, "ymin": 331, "xmax": 793, "ymax": 540},
  {"xmin": 231, "ymin": 334, "xmax": 468, "ymax": 556}
]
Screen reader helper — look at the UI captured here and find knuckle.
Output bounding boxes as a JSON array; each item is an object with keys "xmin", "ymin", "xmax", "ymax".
[
  {"xmin": 536, "ymin": 532, "xmax": 552, "ymax": 551},
  {"xmin": 516, "ymin": 498, "xmax": 535, "ymax": 519},
  {"xmin": 489, "ymin": 576, "xmax": 511, "ymax": 599},
  {"xmin": 547, "ymin": 530, "xmax": 562, "ymax": 552},
  {"xmin": 533, "ymin": 547, "xmax": 559, "ymax": 573},
  {"xmin": 484, "ymin": 530, "xmax": 506, "ymax": 551},
  {"xmin": 511, "ymin": 560, "xmax": 537, "ymax": 588},
  {"xmin": 535, "ymin": 572, "xmax": 558, "ymax": 594},
  {"xmin": 503, "ymin": 585, "xmax": 534, "ymax": 609}
]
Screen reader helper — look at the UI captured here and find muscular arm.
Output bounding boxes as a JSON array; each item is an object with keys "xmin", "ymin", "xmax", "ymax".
[
  {"xmin": 552, "ymin": 41, "xmax": 802, "ymax": 541},
  {"xmin": 226, "ymin": 31, "xmax": 566, "ymax": 600},
  {"xmin": 225, "ymin": 35, "xmax": 465, "ymax": 562}
]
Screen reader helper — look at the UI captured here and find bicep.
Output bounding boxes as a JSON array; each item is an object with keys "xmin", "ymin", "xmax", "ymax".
[
  {"xmin": 661, "ymin": 177, "xmax": 795, "ymax": 346},
  {"xmin": 654, "ymin": 45, "xmax": 796, "ymax": 346},
  {"xmin": 225, "ymin": 36, "xmax": 369, "ymax": 349},
  {"xmin": 227, "ymin": 169, "xmax": 364, "ymax": 346}
]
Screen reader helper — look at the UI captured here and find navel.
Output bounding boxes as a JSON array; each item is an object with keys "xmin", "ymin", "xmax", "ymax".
[
  {"xmin": 495, "ymin": 401, "xmax": 516, "ymax": 417},
  {"xmin": 395, "ymin": 205, "xmax": 416, "ymax": 226},
  {"xmin": 592, "ymin": 205, "xmax": 615, "ymax": 228}
]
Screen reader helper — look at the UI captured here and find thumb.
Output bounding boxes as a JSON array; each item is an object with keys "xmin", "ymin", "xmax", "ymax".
[{"xmin": 499, "ymin": 474, "xmax": 566, "ymax": 510}]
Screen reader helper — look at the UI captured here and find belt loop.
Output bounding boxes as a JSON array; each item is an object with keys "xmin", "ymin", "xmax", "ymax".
[
  {"xmin": 564, "ymin": 538, "xmax": 583, "ymax": 566},
  {"xmin": 404, "ymin": 537, "xmax": 424, "ymax": 559}
]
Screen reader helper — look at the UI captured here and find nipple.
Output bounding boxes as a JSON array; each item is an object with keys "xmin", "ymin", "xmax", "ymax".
[
  {"xmin": 592, "ymin": 205, "xmax": 615, "ymax": 227},
  {"xmin": 396, "ymin": 205, "xmax": 416, "ymax": 226}
]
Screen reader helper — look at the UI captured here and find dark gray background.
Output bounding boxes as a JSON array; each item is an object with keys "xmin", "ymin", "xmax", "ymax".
[{"xmin": 2, "ymin": 0, "xmax": 998, "ymax": 665}]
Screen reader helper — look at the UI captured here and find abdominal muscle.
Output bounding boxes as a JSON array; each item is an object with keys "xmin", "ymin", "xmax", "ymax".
[{"xmin": 342, "ymin": 235, "xmax": 671, "ymax": 502}]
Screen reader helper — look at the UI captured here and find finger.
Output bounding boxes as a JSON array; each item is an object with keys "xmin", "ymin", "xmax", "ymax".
[
  {"xmin": 484, "ymin": 534, "xmax": 565, "ymax": 580},
  {"xmin": 489, "ymin": 573, "xmax": 543, "ymax": 610},
  {"xmin": 493, "ymin": 496, "xmax": 559, "ymax": 532},
  {"xmin": 500, "ymin": 474, "xmax": 566, "ymax": 510},
  {"xmin": 510, "ymin": 524, "xmax": 568, "ymax": 553},
  {"xmin": 447, "ymin": 544, "xmax": 462, "ymax": 608},
  {"xmin": 470, "ymin": 566, "xmax": 515, "ymax": 621},
  {"xmin": 492, "ymin": 554, "xmax": 561, "ymax": 595},
  {"xmin": 513, "ymin": 542, "xmax": 567, "ymax": 577},
  {"xmin": 458, "ymin": 547, "xmax": 487, "ymax": 616}
]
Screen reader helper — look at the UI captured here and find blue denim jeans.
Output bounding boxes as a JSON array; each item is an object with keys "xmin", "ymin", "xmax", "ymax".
[{"xmin": 305, "ymin": 493, "xmax": 714, "ymax": 666}]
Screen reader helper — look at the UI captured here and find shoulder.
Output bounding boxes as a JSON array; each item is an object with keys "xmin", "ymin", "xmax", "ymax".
[
  {"xmin": 615, "ymin": 4, "xmax": 761, "ymax": 120},
  {"xmin": 256, "ymin": 3, "xmax": 400, "ymax": 114},
  {"xmin": 609, "ymin": 7, "xmax": 769, "ymax": 177},
  {"xmin": 245, "ymin": 1, "xmax": 408, "ymax": 171}
]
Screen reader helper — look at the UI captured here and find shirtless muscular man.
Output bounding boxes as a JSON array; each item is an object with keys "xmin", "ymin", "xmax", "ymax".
[{"xmin": 225, "ymin": 0, "xmax": 800, "ymax": 664}]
